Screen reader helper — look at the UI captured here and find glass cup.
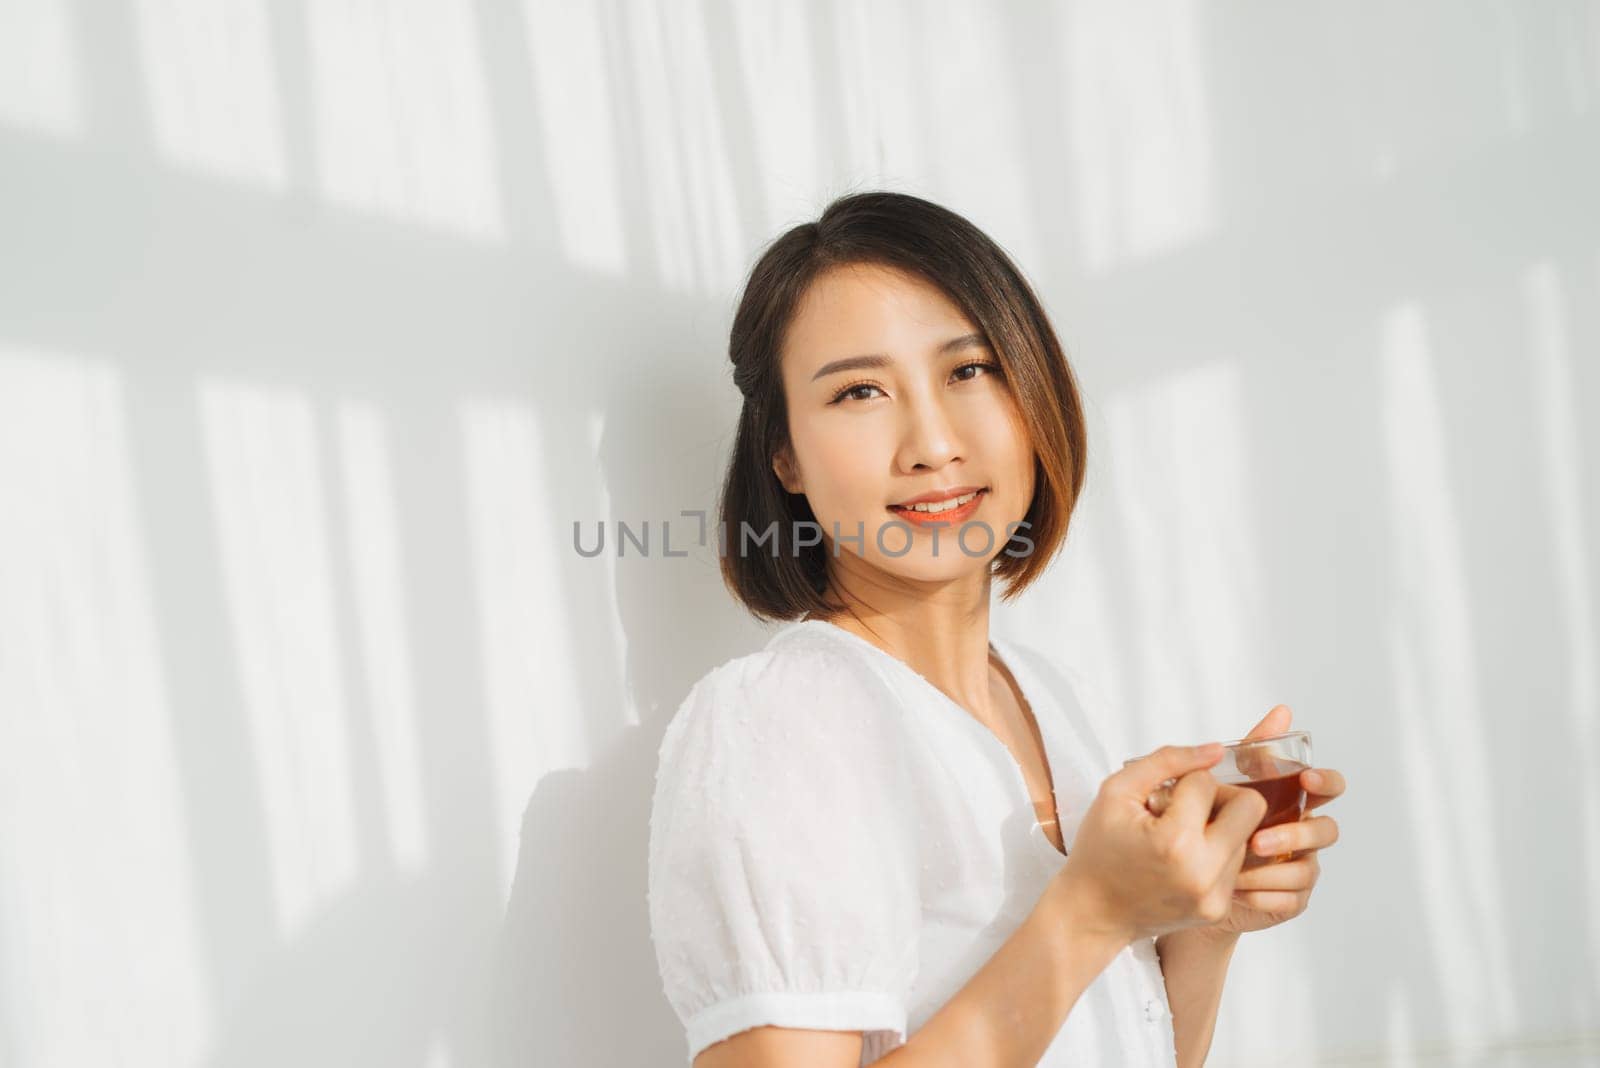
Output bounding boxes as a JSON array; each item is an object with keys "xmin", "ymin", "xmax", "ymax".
[{"xmin": 1124, "ymin": 730, "xmax": 1313, "ymax": 866}]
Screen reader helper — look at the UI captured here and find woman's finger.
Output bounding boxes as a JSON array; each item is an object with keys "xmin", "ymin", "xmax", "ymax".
[
  {"xmin": 1301, "ymin": 767, "xmax": 1346, "ymax": 811},
  {"xmin": 1233, "ymin": 855, "xmax": 1320, "ymax": 892},
  {"xmin": 1231, "ymin": 890, "xmax": 1307, "ymax": 913},
  {"xmin": 1252, "ymin": 814, "xmax": 1339, "ymax": 858},
  {"xmin": 1205, "ymin": 783, "xmax": 1270, "ymax": 853},
  {"xmin": 1166, "ymin": 765, "xmax": 1221, "ymax": 826},
  {"xmin": 1114, "ymin": 744, "xmax": 1224, "ymax": 803}
]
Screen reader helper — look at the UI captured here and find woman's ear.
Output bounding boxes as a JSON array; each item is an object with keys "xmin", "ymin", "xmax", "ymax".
[{"xmin": 772, "ymin": 446, "xmax": 802, "ymax": 495}]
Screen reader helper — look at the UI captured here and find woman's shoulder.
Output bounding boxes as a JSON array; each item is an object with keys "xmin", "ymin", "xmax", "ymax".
[
  {"xmin": 650, "ymin": 626, "xmax": 918, "ymax": 854},
  {"xmin": 660, "ymin": 624, "xmax": 902, "ymax": 758},
  {"xmin": 679, "ymin": 625, "xmax": 883, "ymax": 701}
]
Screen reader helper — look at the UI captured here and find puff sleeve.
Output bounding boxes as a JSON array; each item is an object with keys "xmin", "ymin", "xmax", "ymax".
[{"xmin": 647, "ymin": 644, "xmax": 922, "ymax": 1065}]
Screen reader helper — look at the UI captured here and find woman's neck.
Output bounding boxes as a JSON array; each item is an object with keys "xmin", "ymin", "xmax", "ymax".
[{"xmin": 806, "ymin": 593, "xmax": 998, "ymax": 722}]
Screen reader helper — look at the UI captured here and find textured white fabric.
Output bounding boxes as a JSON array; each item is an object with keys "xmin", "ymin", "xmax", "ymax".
[{"xmin": 648, "ymin": 619, "xmax": 1179, "ymax": 1066}]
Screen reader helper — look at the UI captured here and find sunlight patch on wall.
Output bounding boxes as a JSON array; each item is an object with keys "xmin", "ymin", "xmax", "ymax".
[
  {"xmin": 308, "ymin": 0, "xmax": 505, "ymax": 239},
  {"xmin": 1492, "ymin": 1, "xmax": 1532, "ymax": 132},
  {"xmin": 0, "ymin": 347, "xmax": 211, "ymax": 1066},
  {"xmin": 1102, "ymin": 361, "xmax": 1273, "ymax": 739},
  {"xmin": 1522, "ymin": 262, "xmax": 1600, "ymax": 979},
  {"xmin": 336, "ymin": 401, "xmax": 429, "ymax": 874},
  {"xmin": 0, "ymin": 0, "xmax": 83, "ymax": 137},
  {"xmin": 134, "ymin": 0, "xmax": 288, "ymax": 188},
  {"xmin": 1058, "ymin": 0, "xmax": 1216, "ymax": 273},
  {"xmin": 424, "ymin": 1030, "xmax": 453, "ymax": 1068},
  {"xmin": 725, "ymin": 1, "xmax": 822, "ymax": 235},
  {"xmin": 198, "ymin": 379, "xmax": 360, "ymax": 937},
  {"xmin": 830, "ymin": 0, "xmax": 924, "ymax": 184},
  {"xmin": 617, "ymin": 0, "xmax": 745, "ymax": 294},
  {"xmin": 1384, "ymin": 978, "xmax": 1419, "ymax": 1064},
  {"xmin": 1378, "ymin": 304, "xmax": 1517, "ymax": 1043},
  {"xmin": 523, "ymin": 0, "xmax": 628, "ymax": 276},
  {"xmin": 460, "ymin": 399, "xmax": 589, "ymax": 899},
  {"xmin": 584, "ymin": 409, "xmax": 633, "ymax": 724},
  {"xmin": 919, "ymin": 0, "xmax": 1041, "ymax": 270},
  {"xmin": 1561, "ymin": 4, "xmax": 1587, "ymax": 115}
]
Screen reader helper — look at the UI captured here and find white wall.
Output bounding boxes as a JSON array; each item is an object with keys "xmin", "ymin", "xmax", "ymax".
[{"xmin": 1, "ymin": 2, "xmax": 1597, "ymax": 1065}]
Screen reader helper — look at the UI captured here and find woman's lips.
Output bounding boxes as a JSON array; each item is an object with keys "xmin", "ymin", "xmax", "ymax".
[{"xmin": 887, "ymin": 488, "xmax": 988, "ymax": 526}]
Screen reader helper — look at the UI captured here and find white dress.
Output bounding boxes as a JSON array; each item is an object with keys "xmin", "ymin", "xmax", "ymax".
[{"xmin": 647, "ymin": 619, "xmax": 1178, "ymax": 1066}]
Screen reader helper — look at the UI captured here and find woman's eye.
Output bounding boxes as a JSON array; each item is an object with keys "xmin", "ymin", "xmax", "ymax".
[
  {"xmin": 832, "ymin": 382, "xmax": 884, "ymax": 404},
  {"xmin": 953, "ymin": 361, "xmax": 1001, "ymax": 382},
  {"xmin": 831, "ymin": 363, "xmax": 1000, "ymax": 405}
]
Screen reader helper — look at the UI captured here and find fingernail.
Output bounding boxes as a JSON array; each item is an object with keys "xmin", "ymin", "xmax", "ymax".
[
  {"xmin": 1256, "ymin": 832, "xmax": 1281, "ymax": 854},
  {"xmin": 1304, "ymin": 771, "xmax": 1322, "ymax": 788}
]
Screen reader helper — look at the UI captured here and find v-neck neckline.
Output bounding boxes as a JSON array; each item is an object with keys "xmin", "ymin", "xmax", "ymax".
[{"xmin": 779, "ymin": 618, "xmax": 1070, "ymax": 861}]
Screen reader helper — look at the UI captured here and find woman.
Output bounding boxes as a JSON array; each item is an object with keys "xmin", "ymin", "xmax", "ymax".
[{"xmin": 647, "ymin": 191, "xmax": 1346, "ymax": 1066}]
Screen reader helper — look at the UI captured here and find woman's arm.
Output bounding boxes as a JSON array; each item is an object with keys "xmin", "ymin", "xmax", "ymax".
[
  {"xmin": 876, "ymin": 871, "xmax": 1129, "ymax": 1068},
  {"xmin": 1155, "ymin": 926, "xmax": 1241, "ymax": 1067},
  {"xmin": 698, "ymin": 871, "xmax": 1127, "ymax": 1068},
  {"xmin": 695, "ymin": 744, "xmax": 1262, "ymax": 1068}
]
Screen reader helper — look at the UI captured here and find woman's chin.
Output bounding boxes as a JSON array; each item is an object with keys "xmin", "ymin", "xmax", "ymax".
[{"xmin": 866, "ymin": 554, "xmax": 995, "ymax": 586}]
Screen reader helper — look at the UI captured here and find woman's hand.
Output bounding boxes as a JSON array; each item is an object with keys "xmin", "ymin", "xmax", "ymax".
[
  {"xmin": 1209, "ymin": 704, "xmax": 1346, "ymax": 936},
  {"xmin": 1053, "ymin": 743, "xmax": 1268, "ymax": 945}
]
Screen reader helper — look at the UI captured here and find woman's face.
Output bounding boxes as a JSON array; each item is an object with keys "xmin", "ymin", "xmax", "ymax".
[{"xmin": 773, "ymin": 261, "xmax": 1036, "ymax": 588}]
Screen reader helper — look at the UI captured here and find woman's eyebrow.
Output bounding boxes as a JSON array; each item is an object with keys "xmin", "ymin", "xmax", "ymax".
[{"xmin": 810, "ymin": 332, "xmax": 987, "ymax": 382}]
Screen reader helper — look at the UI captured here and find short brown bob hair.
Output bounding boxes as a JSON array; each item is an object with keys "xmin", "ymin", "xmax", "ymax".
[{"xmin": 718, "ymin": 190, "xmax": 1087, "ymax": 623}]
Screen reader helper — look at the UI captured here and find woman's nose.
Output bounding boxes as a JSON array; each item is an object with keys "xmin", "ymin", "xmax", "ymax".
[{"xmin": 895, "ymin": 395, "xmax": 964, "ymax": 471}]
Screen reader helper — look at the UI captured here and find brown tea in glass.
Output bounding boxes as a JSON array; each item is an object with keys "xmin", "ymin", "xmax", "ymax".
[
  {"xmin": 1215, "ymin": 732, "xmax": 1313, "ymax": 867},
  {"xmin": 1129, "ymin": 730, "xmax": 1314, "ymax": 867}
]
